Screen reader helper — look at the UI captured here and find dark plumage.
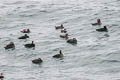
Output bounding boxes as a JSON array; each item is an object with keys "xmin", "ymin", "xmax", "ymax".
[
  {"xmin": 53, "ymin": 54, "xmax": 61, "ymax": 58},
  {"xmin": 61, "ymin": 29, "xmax": 67, "ymax": 33},
  {"xmin": 32, "ymin": 58, "xmax": 43, "ymax": 64},
  {"xmin": 55, "ymin": 24, "xmax": 64, "ymax": 29},
  {"xmin": 96, "ymin": 26, "xmax": 108, "ymax": 32},
  {"xmin": 24, "ymin": 41, "xmax": 35, "ymax": 48},
  {"xmin": 92, "ymin": 23, "xmax": 100, "ymax": 26},
  {"xmin": 53, "ymin": 50, "xmax": 63, "ymax": 58},
  {"xmin": 60, "ymin": 34, "xmax": 68, "ymax": 39},
  {"xmin": 24, "ymin": 44, "xmax": 35, "ymax": 48},
  {"xmin": 4, "ymin": 42, "xmax": 15, "ymax": 50},
  {"xmin": 0, "ymin": 73, "xmax": 4, "ymax": 79},
  {"xmin": 92, "ymin": 19, "xmax": 102, "ymax": 26},
  {"xmin": 0, "ymin": 76, "xmax": 4, "ymax": 79},
  {"xmin": 21, "ymin": 29, "xmax": 30, "ymax": 33},
  {"xmin": 67, "ymin": 38, "xmax": 77, "ymax": 44},
  {"xmin": 18, "ymin": 34, "xmax": 29, "ymax": 39}
]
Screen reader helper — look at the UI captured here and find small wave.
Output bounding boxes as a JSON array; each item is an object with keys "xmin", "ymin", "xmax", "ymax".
[
  {"xmin": 111, "ymin": 24, "xmax": 119, "ymax": 27},
  {"xmin": 0, "ymin": 5, "xmax": 7, "ymax": 8},
  {"xmin": 19, "ymin": 14, "xmax": 35, "ymax": 17},
  {"xmin": 101, "ymin": 59, "xmax": 120, "ymax": 63},
  {"xmin": 26, "ymin": 5, "xmax": 37, "ymax": 9},
  {"xmin": 4, "ymin": 1, "xmax": 24, "ymax": 5},
  {"xmin": 11, "ymin": 1, "xmax": 25, "ymax": 5}
]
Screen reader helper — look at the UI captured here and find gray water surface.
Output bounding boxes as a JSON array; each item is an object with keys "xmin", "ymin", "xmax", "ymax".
[{"xmin": 0, "ymin": 0, "xmax": 120, "ymax": 80}]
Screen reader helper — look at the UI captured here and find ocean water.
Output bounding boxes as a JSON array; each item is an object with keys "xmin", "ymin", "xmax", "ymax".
[{"xmin": 0, "ymin": 0, "xmax": 120, "ymax": 80}]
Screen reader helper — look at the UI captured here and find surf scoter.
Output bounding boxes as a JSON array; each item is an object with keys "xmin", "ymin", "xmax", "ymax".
[
  {"xmin": 61, "ymin": 29, "xmax": 67, "ymax": 33},
  {"xmin": 4, "ymin": 42, "xmax": 15, "ymax": 50},
  {"xmin": 60, "ymin": 34, "xmax": 68, "ymax": 39},
  {"xmin": 32, "ymin": 58, "xmax": 43, "ymax": 64},
  {"xmin": 21, "ymin": 29, "xmax": 30, "ymax": 33},
  {"xmin": 67, "ymin": 38, "xmax": 77, "ymax": 44},
  {"xmin": 96, "ymin": 26, "xmax": 108, "ymax": 32},
  {"xmin": 0, "ymin": 73, "xmax": 4, "ymax": 79},
  {"xmin": 55, "ymin": 24, "xmax": 64, "ymax": 29},
  {"xmin": 18, "ymin": 34, "xmax": 29, "ymax": 39},
  {"xmin": 92, "ymin": 19, "xmax": 102, "ymax": 26},
  {"xmin": 24, "ymin": 41, "xmax": 35, "ymax": 48},
  {"xmin": 53, "ymin": 50, "xmax": 63, "ymax": 58}
]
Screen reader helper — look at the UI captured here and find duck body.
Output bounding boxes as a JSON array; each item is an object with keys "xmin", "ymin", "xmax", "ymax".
[
  {"xmin": 24, "ymin": 41, "xmax": 35, "ymax": 48},
  {"xmin": 60, "ymin": 35, "xmax": 68, "ymax": 39},
  {"xmin": 53, "ymin": 54, "xmax": 61, "ymax": 58},
  {"xmin": 4, "ymin": 42, "xmax": 15, "ymax": 50},
  {"xmin": 53, "ymin": 54, "xmax": 63, "ymax": 58},
  {"xmin": 92, "ymin": 23, "xmax": 101, "ymax": 26},
  {"xmin": 96, "ymin": 28, "xmax": 108, "ymax": 32},
  {"xmin": 18, "ymin": 35, "xmax": 29, "ymax": 39},
  {"xmin": 67, "ymin": 38, "xmax": 77, "ymax": 44},
  {"xmin": 0, "ymin": 75, "xmax": 4, "ymax": 79},
  {"xmin": 55, "ymin": 24, "xmax": 64, "ymax": 30},
  {"xmin": 92, "ymin": 19, "xmax": 102, "ymax": 26},
  {"xmin": 21, "ymin": 31, "xmax": 30, "ymax": 33},
  {"xmin": 61, "ymin": 29, "xmax": 67, "ymax": 33},
  {"xmin": 32, "ymin": 58, "xmax": 43, "ymax": 64},
  {"xmin": 55, "ymin": 26, "xmax": 64, "ymax": 29},
  {"xmin": 21, "ymin": 29, "xmax": 30, "ymax": 33},
  {"xmin": 0, "ymin": 73, "xmax": 4, "ymax": 79},
  {"xmin": 53, "ymin": 50, "xmax": 63, "ymax": 58},
  {"xmin": 24, "ymin": 44, "xmax": 35, "ymax": 48},
  {"xmin": 96, "ymin": 26, "xmax": 108, "ymax": 32}
]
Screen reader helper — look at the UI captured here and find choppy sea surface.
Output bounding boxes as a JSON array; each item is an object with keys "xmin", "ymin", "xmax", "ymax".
[{"xmin": 0, "ymin": 0, "xmax": 120, "ymax": 80}]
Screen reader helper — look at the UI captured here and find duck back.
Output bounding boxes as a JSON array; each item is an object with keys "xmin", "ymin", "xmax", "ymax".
[
  {"xmin": 92, "ymin": 23, "xmax": 98, "ymax": 26},
  {"xmin": 53, "ymin": 54, "xmax": 63, "ymax": 58},
  {"xmin": 32, "ymin": 58, "xmax": 43, "ymax": 64},
  {"xmin": 24, "ymin": 44, "xmax": 35, "ymax": 48},
  {"xmin": 96, "ymin": 28, "xmax": 108, "ymax": 32},
  {"xmin": 67, "ymin": 39, "xmax": 77, "ymax": 44},
  {"xmin": 18, "ymin": 36, "xmax": 29, "ymax": 39},
  {"xmin": 4, "ymin": 45, "xmax": 15, "ymax": 49},
  {"xmin": 0, "ymin": 75, "xmax": 4, "ymax": 79}
]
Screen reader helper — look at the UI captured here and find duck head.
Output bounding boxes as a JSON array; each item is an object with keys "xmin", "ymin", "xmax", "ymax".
[{"xmin": 32, "ymin": 41, "xmax": 34, "ymax": 44}]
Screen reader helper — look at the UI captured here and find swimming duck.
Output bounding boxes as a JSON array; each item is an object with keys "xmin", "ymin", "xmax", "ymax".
[
  {"xmin": 53, "ymin": 50, "xmax": 63, "ymax": 58},
  {"xmin": 32, "ymin": 58, "xmax": 43, "ymax": 64},
  {"xmin": 4, "ymin": 42, "xmax": 15, "ymax": 49},
  {"xmin": 21, "ymin": 29, "xmax": 30, "ymax": 33},
  {"xmin": 24, "ymin": 41, "xmax": 35, "ymax": 48},
  {"xmin": 61, "ymin": 29, "xmax": 67, "ymax": 33},
  {"xmin": 0, "ymin": 73, "xmax": 4, "ymax": 79},
  {"xmin": 55, "ymin": 24, "xmax": 64, "ymax": 29},
  {"xmin": 18, "ymin": 34, "xmax": 29, "ymax": 39},
  {"xmin": 96, "ymin": 26, "xmax": 108, "ymax": 32},
  {"xmin": 67, "ymin": 38, "xmax": 77, "ymax": 44},
  {"xmin": 92, "ymin": 19, "xmax": 102, "ymax": 26},
  {"xmin": 60, "ymin": 34, "xmax": 68, "ymax": 39}
]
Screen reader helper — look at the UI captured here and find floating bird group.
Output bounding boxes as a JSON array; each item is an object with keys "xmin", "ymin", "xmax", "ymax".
[
  {"xmin": 92, "ymin": 19, "xmax": 108, "ymax": 32},
  {"xmin": 55, "ymin": 24, "xmax": 77, "ymax": 44},
  {"xmin": 2, "ymin": 19, "xmax": 109, "ymax": 78}
]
